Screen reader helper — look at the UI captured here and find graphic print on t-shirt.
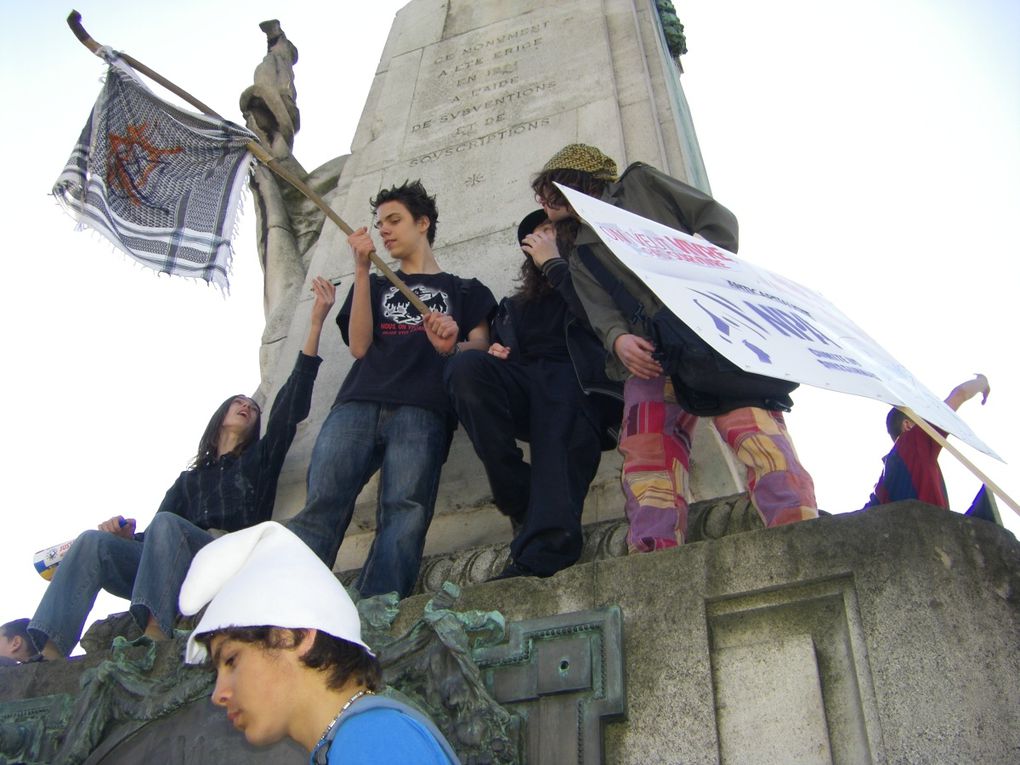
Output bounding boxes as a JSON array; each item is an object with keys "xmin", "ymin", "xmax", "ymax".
[{"xmin": 381, "ymin": 284, "xmax": 451, "ymax": 334}]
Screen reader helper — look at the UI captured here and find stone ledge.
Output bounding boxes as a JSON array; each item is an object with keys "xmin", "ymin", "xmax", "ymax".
[{"xmin": 339, "ymin": 491, "xmax": 765, "ymax": 596}]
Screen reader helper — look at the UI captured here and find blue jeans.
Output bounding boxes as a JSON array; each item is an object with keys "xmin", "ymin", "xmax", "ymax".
[
  {"xmin": 29, "ymin": 513, "xmax": 213, "ymax": 656},
  {"xmin": 286, "ymin": 401, "xmax": 447, "ymax": 599}
]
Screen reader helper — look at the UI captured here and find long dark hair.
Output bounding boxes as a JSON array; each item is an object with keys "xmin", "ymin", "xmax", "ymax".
[
  {"xmin": 513, "ymin": 255, "xmax": 554, "ymax": 303},
  {"xmin": 191, "ymin": 395, "xmax": 262, "ymax": 469},
  {"xmin": 530, "ymin": 168, "xmax": 609, "ymax": 253}
]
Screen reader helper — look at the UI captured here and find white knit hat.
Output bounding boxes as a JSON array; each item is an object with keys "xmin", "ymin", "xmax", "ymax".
[{"xmin": 179, "ymin": 521, "xmax": 370, "ymax": 663}]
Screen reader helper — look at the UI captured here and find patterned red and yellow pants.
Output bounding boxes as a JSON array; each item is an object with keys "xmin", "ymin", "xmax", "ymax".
[{"xmin": 619, "ymin": 376, "xmax": 817, "ymax": 553}]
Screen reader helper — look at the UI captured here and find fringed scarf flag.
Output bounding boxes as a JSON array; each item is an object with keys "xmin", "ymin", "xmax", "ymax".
[{"xmin": 53, "ymin": 48, "xmax": 256, "ymax": 291}]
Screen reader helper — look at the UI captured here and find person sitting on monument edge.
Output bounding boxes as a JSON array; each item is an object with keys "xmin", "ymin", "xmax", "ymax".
[
  {"xmin": 27, "ymin": 277, "xmax": 336, "ymax": 660},
  {"xmin": 444, "ymin": 210, "xmax": 622, "ymax": 581},
  {"xmin": 864, "ymin": 373, "xmax": 991, "ymax": 514},
  {"xmin": 0, "ymin": 618, "xmax": 39, "ymax": 664},
  {"xmin": 179, "ymin": 521, "xmax": 460, "ymax": 764},
  {"xmin": 286, "ymin": 180, "xmax": 496, "ymax": 600},
  {"xmin": 531, "ymin": 143, "xmax": 818, "ymax": 553}
]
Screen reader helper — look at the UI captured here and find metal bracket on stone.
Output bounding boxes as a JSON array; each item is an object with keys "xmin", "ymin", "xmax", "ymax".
[{"xmin": 471, "ymin": 607, "xmax": 625, "ymax": 765}]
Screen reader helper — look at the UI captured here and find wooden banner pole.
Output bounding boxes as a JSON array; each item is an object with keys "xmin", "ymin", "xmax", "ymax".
[
  {"xmin": 900, "ymin": 407, "xmax": 1019, "ymax": 517},
  {"xmin": 65, "ymin": 11, "xmax": 428, "ymax": 315}
]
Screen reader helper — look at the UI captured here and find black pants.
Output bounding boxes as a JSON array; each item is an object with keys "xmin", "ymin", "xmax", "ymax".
[{"xmin": 446, "ymin": 350, "xmax": 603, "ymax": 575}]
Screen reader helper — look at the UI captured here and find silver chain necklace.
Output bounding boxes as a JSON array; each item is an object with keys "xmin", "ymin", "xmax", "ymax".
[{"xmin": 318, "ymin": 688, "xmax": 375, "ymax": 744}]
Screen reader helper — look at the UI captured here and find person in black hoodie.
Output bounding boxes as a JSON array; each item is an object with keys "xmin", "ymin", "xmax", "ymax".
[
  {"xmin": 446, "ymin": 211, "xmax": 622, "ymax": 580},
  {"xmin": 28, "ymin": 277, "xmax": 335, "ymax": 659}
]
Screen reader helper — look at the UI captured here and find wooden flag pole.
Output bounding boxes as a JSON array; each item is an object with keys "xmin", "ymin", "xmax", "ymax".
[
  {"xmin": 899, "ymin": 407, "xmax": 1019, "ymax": 517},
  {"xmin": 66, "ymin": 11, "xmax": 429, "ymax": 315}
]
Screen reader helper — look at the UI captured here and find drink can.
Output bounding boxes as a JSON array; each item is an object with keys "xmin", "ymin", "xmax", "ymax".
[{"xmin": 33, "ymin": 539, "xmax": 74, "ymax": 581}]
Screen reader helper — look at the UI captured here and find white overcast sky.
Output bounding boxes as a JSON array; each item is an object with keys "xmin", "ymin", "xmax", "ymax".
[{"xmin": 1, "ymin": 0, "xmax": 1016, "ymax": 651}]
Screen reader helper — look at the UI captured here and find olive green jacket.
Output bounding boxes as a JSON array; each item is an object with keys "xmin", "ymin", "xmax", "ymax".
[{"xmin": 567, "ymin": 162, "xmax": 740, "ymax": 381}]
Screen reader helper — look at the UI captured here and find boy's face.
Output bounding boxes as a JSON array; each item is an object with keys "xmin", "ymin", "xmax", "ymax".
[
  {"xmin": 209, "ymin": 633, "xmax": 304, "ymax": 747},
  {"xmin": 0, "ymin": 631, "xmax": 28, "ymax": 661},
  {"xmin": 374, "ymin": 200, "xmax": 430, "ymax": 260},
  {"xmin": 535, "ymin": 184, "xmax": 573, "ymax": 223},
  {"xmin": 541, "ymin": 201, "xmax": 571, "ymax": 222}
]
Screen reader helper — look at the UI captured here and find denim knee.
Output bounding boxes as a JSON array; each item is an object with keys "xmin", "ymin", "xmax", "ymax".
[
  {"xmin": 132, "ymin": 514, "xmax": 212, "ymax": 636},
  {"xmin": 66, "ymin": 529, "xmax": 115, "ymax": 564},
  {"xmin": 144, "ymin": 511, "xmax": 190, "ymax": 540}
]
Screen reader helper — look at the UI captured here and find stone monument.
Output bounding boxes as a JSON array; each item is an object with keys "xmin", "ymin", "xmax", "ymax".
[
  {"xmin": 250, "ymin": 0, "xmax": 744, "ymax": 578},
  {"xmin": 4, "ymin": 5, "xmax": 1016, "ymax": 765}
]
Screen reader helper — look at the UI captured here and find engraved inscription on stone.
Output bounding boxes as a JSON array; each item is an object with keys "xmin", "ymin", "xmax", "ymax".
[{"xmin": 404, "ymin": 6, "xmax": 611, "ymax": 168}]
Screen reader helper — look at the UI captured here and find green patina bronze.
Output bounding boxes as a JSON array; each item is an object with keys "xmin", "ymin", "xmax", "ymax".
[
  {"xmin": 361, "ymin": 582, "xmax": 521, "ymax": 764},
  {"xmin": 0, "ymin": 693, "xmax": 72, "ymax": 765},
  {"xmin": 655, "ymin": 0, "xmax": 688, "ymax": 59},
  {"xmin": 1, "ymin": 584, "xmax": 625, "ymax": 764},
  {"xmin": 1, "ymin": 586, "xmax": 520, "ymax": 764}
]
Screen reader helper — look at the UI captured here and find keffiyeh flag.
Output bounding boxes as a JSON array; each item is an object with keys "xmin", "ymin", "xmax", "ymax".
[{"xmin": 53, "ymin": 48, "xmax": 256, "ymax": 291}]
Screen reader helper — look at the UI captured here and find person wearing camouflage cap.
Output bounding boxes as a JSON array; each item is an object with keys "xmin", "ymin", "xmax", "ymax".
[
  {"xmin": 541, "ymin": 144, "xmax": 620, "ymax": 181},
  {"xmin": 530, "ymin": 144, "xmax": 817, "ymax": 553}
]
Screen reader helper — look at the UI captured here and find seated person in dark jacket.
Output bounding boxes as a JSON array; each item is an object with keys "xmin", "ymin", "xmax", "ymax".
[
  {"xmin": 446, "ymin": 211, "xmax": 622, "ymax": 580},
  {"xmin": 28, "ymin": 278, "xmax": 335, "ymax": 659}
]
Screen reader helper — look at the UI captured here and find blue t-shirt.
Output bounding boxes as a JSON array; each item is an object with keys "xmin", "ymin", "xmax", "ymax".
[{"xmin": 315, "ymin": 707, "xmax": 455, "ymax": 764}]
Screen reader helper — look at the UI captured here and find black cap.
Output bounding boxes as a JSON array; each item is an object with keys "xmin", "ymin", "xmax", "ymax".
[{"xmin": 516, "ymin": 209, "xmax": 549, "ymax": 246}]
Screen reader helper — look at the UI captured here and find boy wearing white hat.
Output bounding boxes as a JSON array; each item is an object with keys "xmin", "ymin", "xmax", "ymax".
[{"xmin": 180, "ymin": 521, "xmax": 459, "ymax": 764}]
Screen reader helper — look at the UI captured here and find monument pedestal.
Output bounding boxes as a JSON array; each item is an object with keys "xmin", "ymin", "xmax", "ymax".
[
  {"xmin": 4, "ymin": 503, "xmax": 1017, "ymax": 764},
  {"xmin": 393, "ymin": 502, "xmax": 1020, "ymax": 764}
]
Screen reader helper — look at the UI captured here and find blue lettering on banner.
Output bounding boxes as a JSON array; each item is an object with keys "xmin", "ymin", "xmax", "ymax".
[
  {"xmin": 726, "ymin": 280, "xmax": 810, "ymax": 316},
  {"xmin": 807, "ymin": 348, "xmax": 879, "ymax": 378},
  {"xmin": 689, "ymin": 290, "xmax": 773, "ymax": 363},
  {"xmin": 688, "ymin": 291, "xmax": 852, "ymax": 367},
  {"xmin": 690, "ymin": 291, "xmax": 770, "ymax": 340},
  {"xmin": 816, "ymin": 360, "xmax": 879, "ymax": 378},
  {"xmin": 745, "ymin": 303, "xmax": 840, "ymax": 347}
]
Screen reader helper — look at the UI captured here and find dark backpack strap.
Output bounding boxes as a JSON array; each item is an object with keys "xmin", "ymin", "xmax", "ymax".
[
  {"xmin": 575, "ymin": 244, "xmax": 797, "ymax": 416},
  {"xmin": 575, "ymin": 245, "xmax": 650, "ymax": 333}
]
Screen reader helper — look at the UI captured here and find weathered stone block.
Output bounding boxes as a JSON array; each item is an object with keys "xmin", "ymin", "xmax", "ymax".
[{"xmin": 713, "ymin": 637, "xmax": 833, "ymax": 764}]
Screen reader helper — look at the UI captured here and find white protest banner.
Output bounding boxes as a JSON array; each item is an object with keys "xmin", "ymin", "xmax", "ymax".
[{"xmin": 557, "ymin": 183, "xmax": 999, "ymax": 460}]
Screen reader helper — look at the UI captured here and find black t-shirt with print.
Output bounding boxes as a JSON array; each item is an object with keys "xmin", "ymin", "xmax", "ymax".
[{"xmin": 334, "ymin": 271, "xmax": 496, "ymax": 415}]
